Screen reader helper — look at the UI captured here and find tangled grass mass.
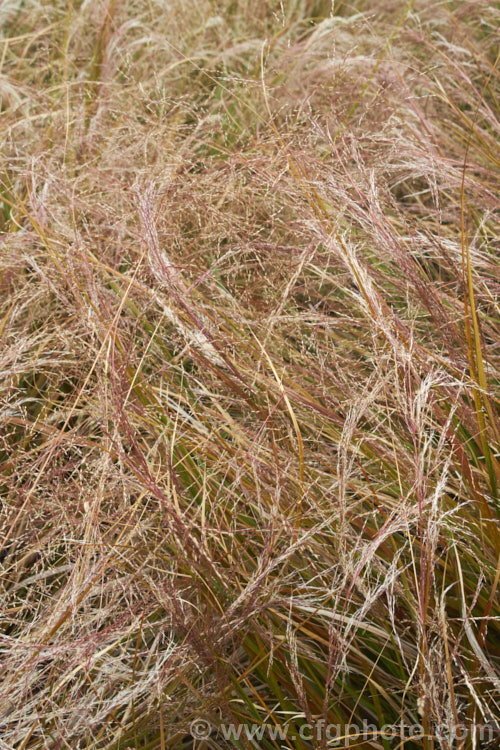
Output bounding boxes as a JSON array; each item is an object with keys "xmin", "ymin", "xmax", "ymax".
[{"xmin": 0, "ymin": 1, "xmax": 499, "ymax": 747}]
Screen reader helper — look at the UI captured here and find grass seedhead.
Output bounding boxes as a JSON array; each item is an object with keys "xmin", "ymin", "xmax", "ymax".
[{"xmin": 1, "ymin": 1, "xmax": 499, "ymax": 748}]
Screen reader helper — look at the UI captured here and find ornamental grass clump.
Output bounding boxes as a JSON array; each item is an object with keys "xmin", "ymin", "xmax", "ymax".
[{"xmin": 0, "ymin": 1, "xmax": 499, "ymax": 748}]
